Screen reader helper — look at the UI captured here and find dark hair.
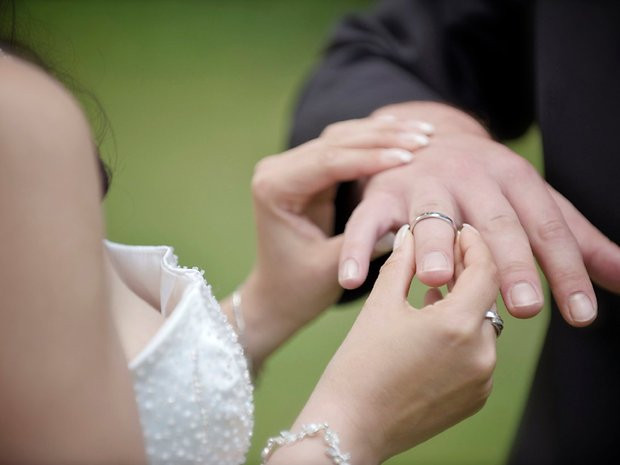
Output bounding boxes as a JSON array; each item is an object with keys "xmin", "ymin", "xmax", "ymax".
[{"xmin": 1, "ymin": 0, "xmax": 112, "ymax": 196}]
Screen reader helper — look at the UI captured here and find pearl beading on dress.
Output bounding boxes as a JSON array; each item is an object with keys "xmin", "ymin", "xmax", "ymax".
[{"xmin": 106, "ymin": 242, "xmax": 254, "ymax": 465}]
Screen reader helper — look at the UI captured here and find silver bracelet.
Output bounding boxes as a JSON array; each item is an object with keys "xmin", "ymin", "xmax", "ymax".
[
  {"xmin": 261, "ymin": 423, "xmax": 352, "ymax": 465},
  {"xmin": 231, "ymin": 289, "xmax": 246, "ymax": 340},
  {"xmin": 231, "ymin": 289, "xmax": 253, "ymax": 373}
]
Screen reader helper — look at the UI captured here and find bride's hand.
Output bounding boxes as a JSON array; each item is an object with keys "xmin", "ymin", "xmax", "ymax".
[
  {"xmin": 234, "ymin": 117, "xmax": 431, "ymax": 368},
  {"xmin": 269, "ymin": 224, "xmax": 500, "ymax": 464}
]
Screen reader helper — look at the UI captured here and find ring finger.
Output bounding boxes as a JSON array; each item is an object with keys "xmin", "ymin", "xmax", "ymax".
[{"xmin": 409, "ymin": 180, "xmax": 460, "ymax": 287}]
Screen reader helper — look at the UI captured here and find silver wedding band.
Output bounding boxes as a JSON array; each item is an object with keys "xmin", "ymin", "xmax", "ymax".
[
  {"xmin": 484, "ymin": 309, "xmax": 504, "ymax": 338},
  {"xmin": 411, "ymin": 211, "xmax": 458, "ymax": 235}
]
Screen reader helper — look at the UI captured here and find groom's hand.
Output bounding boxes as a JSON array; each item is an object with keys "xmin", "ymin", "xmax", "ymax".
[{"xmin": 338, "ymin": 102, "xmax": 620, "ymax": 327}]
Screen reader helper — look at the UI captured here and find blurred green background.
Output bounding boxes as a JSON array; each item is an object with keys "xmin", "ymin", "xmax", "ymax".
[{"xmin": 22, "ymin": 1, "xmax": 547, "ymax": 463}]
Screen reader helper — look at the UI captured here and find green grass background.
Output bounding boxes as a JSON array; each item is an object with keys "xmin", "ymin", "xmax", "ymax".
[{"xmin": 22, "ymin": 1, "xmax": 547, "ymax": 463}]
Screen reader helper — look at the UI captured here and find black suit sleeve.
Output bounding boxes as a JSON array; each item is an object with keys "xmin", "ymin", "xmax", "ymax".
[
  {"xmin": 289, "ymin": 0, "xmax": 535, "ymax": 147},
  {"xmin": 288, "ymin": 0, "xmax": 535, "ymax": 302}
]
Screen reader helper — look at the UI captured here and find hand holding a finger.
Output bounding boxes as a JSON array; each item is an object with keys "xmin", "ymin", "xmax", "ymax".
[
  {"xmin": 234, "ymin": 116, "xmax": 432, "ymax": 367},
  {"xmin": 268, "ymin": 225, "xmax": 500, "ymax": 465}
]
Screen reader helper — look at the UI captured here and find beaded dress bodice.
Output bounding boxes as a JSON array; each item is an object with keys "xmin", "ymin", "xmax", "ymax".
[{"xmin": 105, "ymin": 241, "xmax": 254, "ymax": 465}]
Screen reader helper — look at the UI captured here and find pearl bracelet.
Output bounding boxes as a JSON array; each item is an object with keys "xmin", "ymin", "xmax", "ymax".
[{"xmin": 261, "ymin": 423, "xmax": 352, "ymax": 465}]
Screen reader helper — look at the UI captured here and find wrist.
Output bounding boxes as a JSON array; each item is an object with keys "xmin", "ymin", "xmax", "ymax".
[
  {"xmin": 373, "ymin": 101, "xmax": 490, "ymax": 138},
  {"xmin": 265, "ymin": 420, "xmax": 378, "ymax": 465},
  {"xmin": 223, "ymin": 271, "xmax": 303, "ymax": 369},
  {"xmin": 277, "ymin": 393, "xmax": 382, "ymax": 465}
]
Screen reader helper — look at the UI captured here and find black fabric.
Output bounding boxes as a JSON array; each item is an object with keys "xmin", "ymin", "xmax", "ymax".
[
  {"xmin": 289, "ymin": 0, "xmax": 620, "ymax": 463},
  {"xmin": 289, "ymin": 0, "xmax": 535, "ymax": 146}
]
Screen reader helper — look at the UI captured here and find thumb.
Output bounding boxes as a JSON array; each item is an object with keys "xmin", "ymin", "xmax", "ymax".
[
  {"xmin": 440, "ymin": 224, "xmax": 499, "ymax": 317},
  {"xmin": 370, "ymin": 224, "xmax": 416, "ymax": 302}
]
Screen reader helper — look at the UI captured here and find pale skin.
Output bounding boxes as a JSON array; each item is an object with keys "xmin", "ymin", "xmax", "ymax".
[
  {"xmin": 336, "ymin": 102, "xmax": 620, "ymax": 327},
  {"xmin": 267, "ymin": 225, "xmax": 499, "ymax": 465},
  {"xmin": 1, "ymin": 54, "xmax": 498, "ymax": 464},
  {"xmin": 0, "ymin": 56, "xmax": 145, "ymax": 464}
]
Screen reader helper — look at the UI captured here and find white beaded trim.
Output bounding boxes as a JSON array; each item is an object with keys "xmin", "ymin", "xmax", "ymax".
[{"xmin": 261, "ymin": 423, "xmax": 351, "ymax": 465}]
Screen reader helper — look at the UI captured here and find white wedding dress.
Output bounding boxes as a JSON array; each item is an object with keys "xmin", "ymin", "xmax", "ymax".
[{"xmin": 105, "ymin": 241, "xmax": 254, "ymax": 465}]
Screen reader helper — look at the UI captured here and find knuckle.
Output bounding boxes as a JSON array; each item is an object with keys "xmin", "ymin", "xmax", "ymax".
[
  {"xmin": 479, "ymin": 212, "xmax": 521, "ymax": 235},
  {"xmin": 438, "ymin": 315, "xmax": 477, "ymax": 344},
  {"xmin": 251, "ymin": 158, "xmax": 277, "ymax": 200},
  {"xmin": 548, "ymin": 267, "xmax": 587, "ymax": 290},
  {"xmin": 321, "ymin": 121, "xmax": 348, "ymax": 139},
  {"xmin": 413, "ymin": 200, "xmax": 451, "ymax": 218},
  {"xmin": 473, "ymin": 348, "xmax": 497, "ymax": 380},
  {"xmin": 250, "ymin": 175, "xmax": 273, "ymax": 201},
  {"xmin": 497, "ymin": 259, "xmax": 533, "ymax": 280},
  {"xmin": 500, "ymin": 152, "xmax": 534, "ymax": 180},
  {"xmin": 536, "ymin": 218, "xmax": 571, "ymax": 243}
]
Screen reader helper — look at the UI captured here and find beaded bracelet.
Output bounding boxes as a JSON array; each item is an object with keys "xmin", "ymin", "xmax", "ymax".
[
  {"xmin": 231, "ymin": 289, "xmax": 253, "ymax": 375},
  {"xmin": 231, "ymin": 289, "xmax": 246, "ymax": 341},
  {"xmin": 261, "ymin": 423, "xmax": 352, "ymax": 465}
]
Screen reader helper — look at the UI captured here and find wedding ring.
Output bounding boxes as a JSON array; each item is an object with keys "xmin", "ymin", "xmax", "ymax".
[
  {"xmin": 484, "ymin": 309, "xmax": 504, "ymax": 338},
  {"xmin": 411, "ymin": 211, "xmax": 458, "ymax": 235}
]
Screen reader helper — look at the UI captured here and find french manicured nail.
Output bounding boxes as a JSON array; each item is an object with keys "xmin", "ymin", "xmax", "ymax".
[
  {"xmin": 376, "ymin": 114, "xmax": 398, "ymax": 122},
  {"xmin": 406, "ymin": 120, "xmax": 435, "ymax": 135},
  {"xmin": 393, "ymin": 224, "xmax": 410, "ymax": 250},
  {"xmin": 398, "ymin": 132, "xmax": 430, "ymax": 147},
  {"xmin": 568, "ymin": 292, "xmax": 596, "ymax": 323},
  {"xmin": 381, "ymin": 148, "xmax": 414, "ymax": 163},
  {"xmin": 509, "ymin": 281, "xmax": 541, "ymax": 308},
  {"xmin": 340, "ymin": 258, "xmax": 359, "ymax": 282},
  {"xmin": 421, "ymin": 251, "xmax": 450, "ymax": 273}
]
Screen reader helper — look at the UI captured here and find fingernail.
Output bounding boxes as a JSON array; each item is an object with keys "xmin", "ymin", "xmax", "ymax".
[
  {"xmin": 398, "ymin": 132, "xmax": 430, "ymax": 147},
  {"xmin": 393, "ymin": 224, "xmax": 410, "ymax": 250},
  {"xmin": 376, "ymin": 114, "xmax": 398, "ymax": 122},
  {"xmin": 340, "ymin": 258, "xmax": 359, "ymax": 282},
  {"xmin": 421, "ymin": 251, "xmax": 450, "ymax": 273},
  {"xmin": 381, "ymin": 148, "xmax": 414, "ymax": 163},
  {"xmin": 568, "ymin": 292, "xmax": 597, "ymax": 323},
  {"xmin": 509, "ymin": 281, "xmax": 541, "ymax": 308},
  {"xmin": 405, "ymin": 120, "xmax": 435, "ymax": 135}
]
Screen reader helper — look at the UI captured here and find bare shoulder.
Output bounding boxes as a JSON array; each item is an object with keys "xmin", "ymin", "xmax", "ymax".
[
  {"xmin": 0, "ymin": 54, "xmax": 102, "ymax": 201},
  {"xmin": 0, "ymin": 55, "xmax": 146, "ymax": 463},
  {"xmin": 0, "ymin": 55, "xmax": 93, "ymax": 164}
]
